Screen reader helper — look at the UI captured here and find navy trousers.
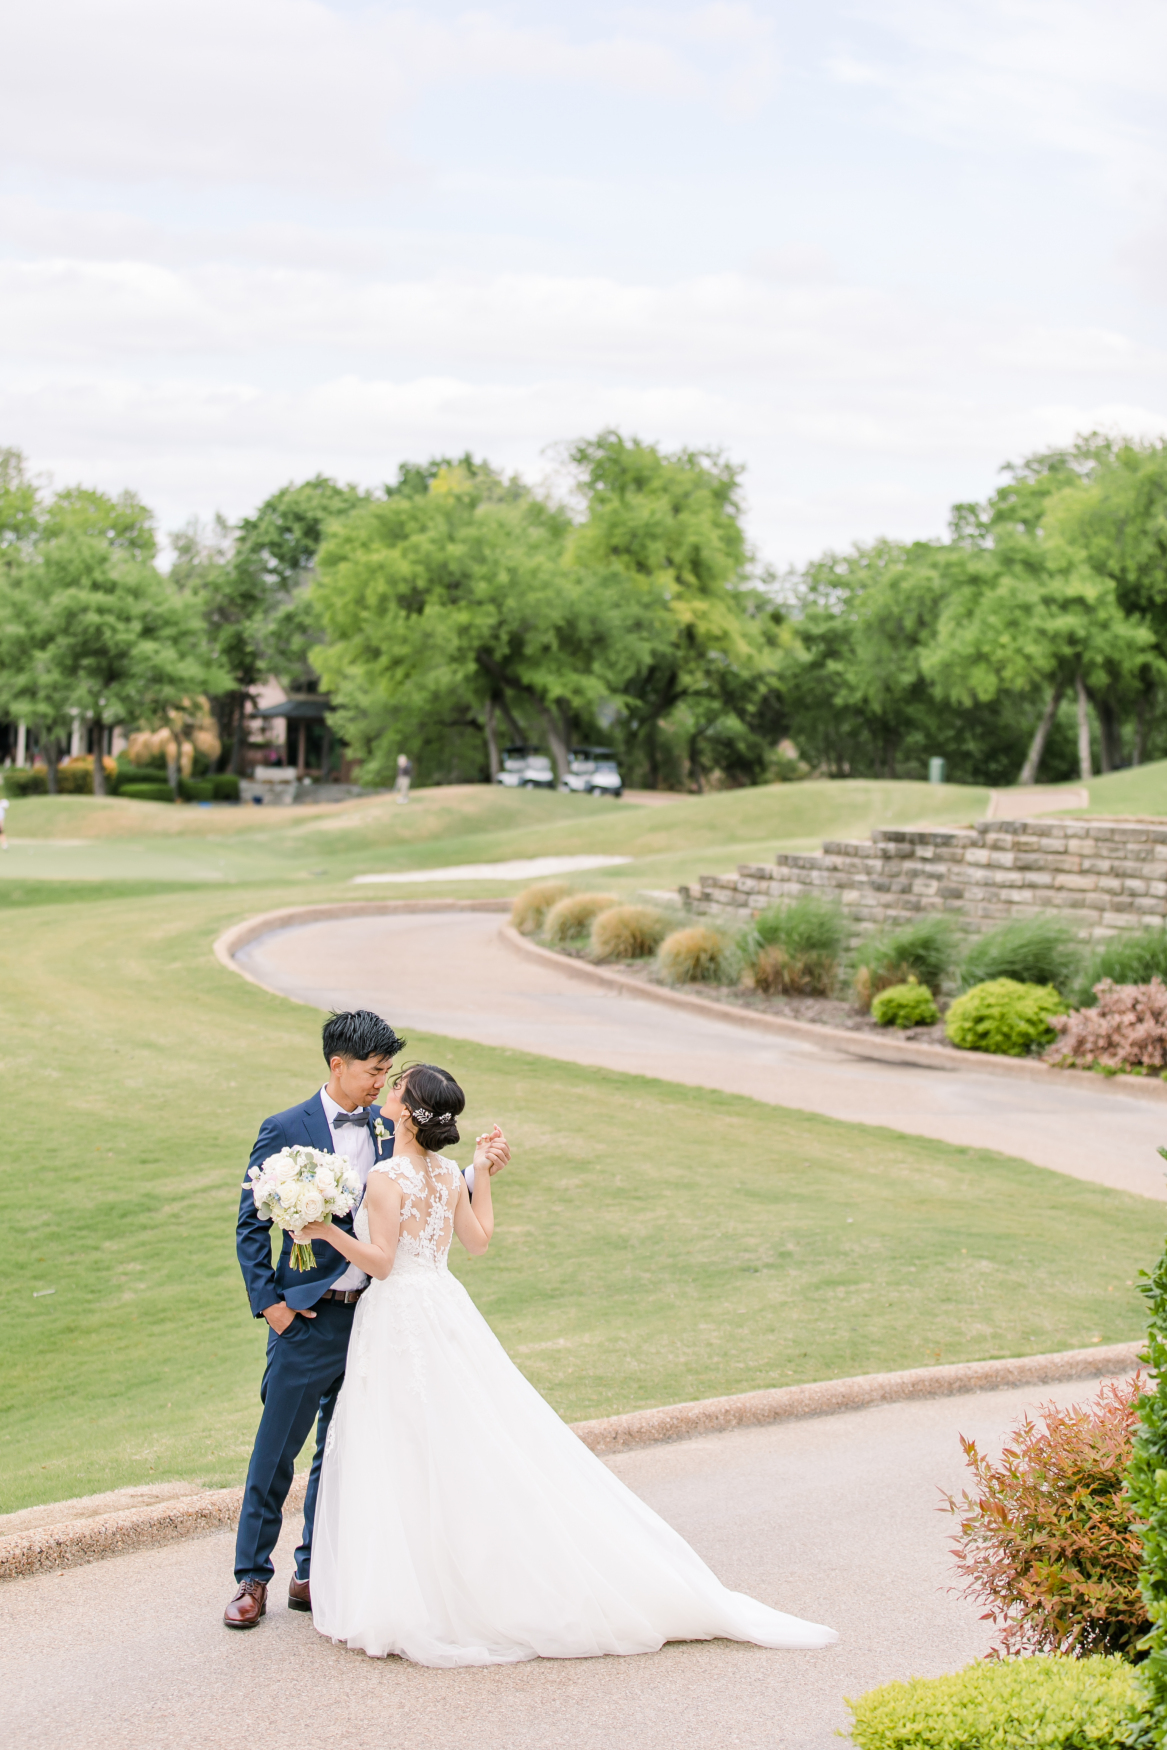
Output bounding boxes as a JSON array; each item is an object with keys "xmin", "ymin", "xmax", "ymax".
[{"xmin": 234, "ymin": 1298, "xmax": 355, "ymax": 1585}]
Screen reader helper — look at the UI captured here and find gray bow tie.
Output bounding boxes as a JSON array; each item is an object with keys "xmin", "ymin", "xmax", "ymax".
[{"xmin": 332, "ymin": 1109, "xmax": 368, "ymax": 1128}]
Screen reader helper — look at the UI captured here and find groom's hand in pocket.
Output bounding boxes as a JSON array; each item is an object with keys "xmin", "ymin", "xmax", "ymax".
[{"xmin": 263, "ymin": 1301, "xmax": 315, "ymax": 1335}]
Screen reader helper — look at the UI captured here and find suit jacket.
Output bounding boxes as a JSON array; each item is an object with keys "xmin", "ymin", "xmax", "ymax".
[{"xmin": 236, "ymin": 1091, "xmax": 392, "ymax": 1316}]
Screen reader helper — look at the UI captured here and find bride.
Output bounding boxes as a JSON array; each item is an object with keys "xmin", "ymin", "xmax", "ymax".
[{"xmin": 293, "ymin": 1062, "xmax": 837, "ymax": 1667}]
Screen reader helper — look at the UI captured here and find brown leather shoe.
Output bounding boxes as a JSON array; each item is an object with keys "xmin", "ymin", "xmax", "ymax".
[
  {"xmin": 224, "ymin": 1579, "xmax": 267, "ymax": 1628},
  {"xmin": 288, "ymin": 1575, "xmax": 311, "ymax": 1613}
]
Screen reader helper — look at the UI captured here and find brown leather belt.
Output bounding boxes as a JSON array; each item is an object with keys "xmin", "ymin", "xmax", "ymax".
[{"xmin": 319, "ymin": 1286, "xmax": 367, "ymax": 1304}]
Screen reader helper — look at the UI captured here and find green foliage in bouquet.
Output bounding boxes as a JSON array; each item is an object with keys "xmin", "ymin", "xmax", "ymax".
[
  {"xmin": 959, "ymin": 914, "xmax": 1085, "ymax": 996},
  {"xmin": 871, "ymin": 980, "xmax": 939, "ymax": 1028},
  {"xmin": 846, "ymin": 1655, "xmax": 1144, "ymax": 1750},
  {"xmin": 511, "ymin": 881, "xmax": 571, "ymax": 936},
  {"xmin": 945, "ymin": 978, "xmax": 1066, "ymax": 1055},
  {"xmin": 1128, "ymin": 1192, "xmax": 1167, "ymax": 1749},
  {"xmin": 590, "ymin": 904, "xmax": 671, "ymax": 961}
]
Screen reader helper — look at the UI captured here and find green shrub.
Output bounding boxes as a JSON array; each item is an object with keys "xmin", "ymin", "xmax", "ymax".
[
  {"xmin": 590, "ymin": 905, "xmax": 670, "ymax": 961},
  {"xmin": 1128, "ymin": 1214, "xmax": 1167, "ymax": 1748},
  {"xmin": 511, "ymin": 882, "xmax": 571, "ymax": 936},
  {"xmin": 178, "ymin": 777, "xmax": 214, "ymax": 802},
  {"xmin": 57, "ymin": 755, "xmax": 118, "ymax": 795},
  {"xmin": 118, "ymin": 784, "xmax": 174, "ymax": 804},
  {"xmin": 945, "ymin": 1376, "xmax": 1146, "ymax": 1657},
  {"xmin": 1076, "ymin": 926, "xmax": 1167, "ymax": 1008},
  {"xmin": 853, "ymin": 914, "xmax": 961, "ymax": 1009},
  {"xmin": 3, "ymin": 767, "xmax": 46, "ymax": 798},
  {"xmin": 847, "ymin": 1655, "xmax": 1144, "ymax": 1750},
  {"xmin": 945, "ymin": 978, "xmax": 1066, "ymax": 1055},
  {"xmin": 657, "ymin": 924, "xmax": 735, "ymax": 985},
  {"xmin": 212, "ymin": 773, "xmax": 240, "ymax": 802},
  {"xmin": 542, "ymin": 892, "xmax": 618, "ymax": 947},
  {"xmin": 959, "ymin": 914, "xmax": 1085, "ymax": 996},
  {"xmin": 871, "ymin": 980, "xmax": 939, "ymax": 1028}
]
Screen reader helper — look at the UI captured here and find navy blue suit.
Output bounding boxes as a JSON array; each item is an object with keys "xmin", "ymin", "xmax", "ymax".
[{"xmin": 234, "ymin": 1091, "xmax": 392, "ymax": 1586}]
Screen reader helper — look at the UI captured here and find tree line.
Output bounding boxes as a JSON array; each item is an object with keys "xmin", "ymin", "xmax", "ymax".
[{"xmin": 2, "ymin": 429, "xmax": 1166, "ymax": 793}]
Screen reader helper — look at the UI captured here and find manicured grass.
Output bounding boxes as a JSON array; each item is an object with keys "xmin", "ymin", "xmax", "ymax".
[
  {"xmin": 1, "ymin": 885, "xmax": 1157, "ymax": 1513},
  {"xmin": 1081, "ymin": 762, "xmax": 1167, "ymax": 818},
  {"xmin": 1, "ymin": 777, "xmax": 992, "ymax": 895}
]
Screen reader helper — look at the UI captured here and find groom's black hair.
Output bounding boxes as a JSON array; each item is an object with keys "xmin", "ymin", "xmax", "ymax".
[{"xmin": 323, "ymin": 1010, "xmax": 405, "ymax": 1065}]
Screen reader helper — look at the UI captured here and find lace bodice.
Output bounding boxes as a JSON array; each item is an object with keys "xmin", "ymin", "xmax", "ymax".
[{"xmin": 357, "ymin": 1151, "xmax": 461, "ymax": 1269}]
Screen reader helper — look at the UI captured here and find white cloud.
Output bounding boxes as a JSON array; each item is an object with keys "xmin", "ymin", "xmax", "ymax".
[
  {"xmin": 837, "ymin": 0, "xmax": 1167, "ymax": 202},
  {"xmin": 0, "ymin": 0, "xmax": 777, "ymax": 190}
]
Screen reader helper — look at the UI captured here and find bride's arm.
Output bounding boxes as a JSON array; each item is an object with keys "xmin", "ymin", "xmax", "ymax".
[
  {"xmin": 295, "ymin": 1174, "xmax": 402, "ymax": 1280},
  {"xmin": 453, "ymin": 1134, "xmax": 497, "ymax": 1256}
]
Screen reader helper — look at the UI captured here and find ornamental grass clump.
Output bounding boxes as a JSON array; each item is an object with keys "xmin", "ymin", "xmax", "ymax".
[
  {"xmin": 542, "ymin": 892, "xmax": 618, "ymax": 948},
  {"xmin": 511, "ymin": 882, "xmax": 571, "ymax": 936},
  {"xmin": 748, "ymin": 896, "xmax": 846, "ymax": 997},
  {"xmin": 945, "ymin": 978, "xmax": 1066, "ymax": 1055},
  {"xmin": 943, "ymin": 1376, "xmax": 1147, "ymax": 1659},
  {"xmin": 847, "ymin": 1655, "xmax": 1144, "ymax": 1750},
  {"xmin": 852, "ymin": 914, "xmax": 960, "ymax": 1011},
  {"xmin": 1076, "ymin": 926, "xmax": 1167, "ymax": 1009},
  {"xmin": 657, "ymin": 924, "xmax": 735, "ymax": 986},
  {"xmin": 590, "ymin": 904, "xmax": 671, "ymax": 962},
  {"xmin": 959, "ymin": 914, "xmax": 1085, "ymax": 997},
  {"xmin": 870, "ymin": 979, "xmax": 939, "ymax": 1028},
  {"xmin": 1046, "ymin": 979, "xmax": 1167, "ymax": 1074}
]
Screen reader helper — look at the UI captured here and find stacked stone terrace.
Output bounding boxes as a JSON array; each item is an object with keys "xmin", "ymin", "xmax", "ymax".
[{"xmin": 680, "ymin": 818, "xmax": 1167, "ymax": 940}]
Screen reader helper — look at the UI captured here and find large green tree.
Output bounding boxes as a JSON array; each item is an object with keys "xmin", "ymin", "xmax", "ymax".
[
  {"xmin": 314, "ymin": 461, "xmax": 654, "ymax": 784},
  {"xmin": 565, "ymin": 433, "xmax": 778, "ymax": 787},
  {"xmin": 5, "ymin": 487, "xmax": 221, "ymax": 796}
]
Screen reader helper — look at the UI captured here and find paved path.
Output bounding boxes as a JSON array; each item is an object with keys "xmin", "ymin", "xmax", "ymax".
[
  {"xmin": 237, "ymin": 911, "xmax": 1167, "ymax": 1200},
  {"xmin": 2, "ymin": 1375, "xmax": 1123, "ymax": 1750}
]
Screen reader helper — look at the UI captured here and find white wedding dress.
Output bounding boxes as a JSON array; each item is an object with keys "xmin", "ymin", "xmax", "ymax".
[{"xmin": 310, "ymin": 1154, "xmax": 837, "ymax": 1666}]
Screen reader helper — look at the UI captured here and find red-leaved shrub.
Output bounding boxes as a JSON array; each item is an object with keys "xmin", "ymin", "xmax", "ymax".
[
  {"xmin": 944, "ymin": 1376, "xmax": 1147, "ymax": 1658},
  {"xmin": 1045, "ymin": 978, "xmax": 1167, "ymax": 1072}
]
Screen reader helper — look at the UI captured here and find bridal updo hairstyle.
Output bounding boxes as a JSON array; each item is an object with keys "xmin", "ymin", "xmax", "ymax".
[{"xmin": 397, "ymin": 1063, "xmax": 465, "ymax": 1152}]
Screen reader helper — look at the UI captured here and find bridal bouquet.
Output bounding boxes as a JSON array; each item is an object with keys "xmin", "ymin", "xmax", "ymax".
[{"xmin": 248, "ymin": 1145, "xmax": 362, "ymax": 1272}]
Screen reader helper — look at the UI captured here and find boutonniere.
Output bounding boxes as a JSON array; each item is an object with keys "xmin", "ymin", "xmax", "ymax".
[{"xmin": 373, "ymin": 1118, "xmax": 391, "ymax": 1153}]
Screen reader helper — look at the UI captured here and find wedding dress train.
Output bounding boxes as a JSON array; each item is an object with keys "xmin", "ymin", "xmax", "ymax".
[{"xmin": 310, "ymin": 1154, "xmax": 837, "ymax": 1666}]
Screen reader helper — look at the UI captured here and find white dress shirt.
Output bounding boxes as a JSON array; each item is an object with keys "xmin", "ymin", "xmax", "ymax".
[{"xmin": 319, "ymin": 1085, "xmax": 375, "ymax": 1292}]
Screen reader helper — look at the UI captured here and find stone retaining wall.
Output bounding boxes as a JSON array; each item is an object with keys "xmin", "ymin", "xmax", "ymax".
[{"xmin": 681, "ymin": 817, "xmax": 1167, "ymax": 940}]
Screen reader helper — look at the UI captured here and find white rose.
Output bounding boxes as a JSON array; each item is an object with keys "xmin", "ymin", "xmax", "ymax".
[
  {"xmin": 300, "ymin": 1191, "xmax": 325, "ymax": 1223},
  {"xmin": 271, "ymin": 1154, "xmax": 298, "ymax": 1184},
  {"xmin": 314, "ymin": 1167, "xmax": 337, "ymax": 1196}
]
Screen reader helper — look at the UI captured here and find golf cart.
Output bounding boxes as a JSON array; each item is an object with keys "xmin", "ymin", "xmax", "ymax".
[
  {"xmin": 560, "ymin": 747, "xmax": 623, "ymax": 799},
  {"xmin": 494, "ymin": 747, "xmax": 557, "ymax": 790}
]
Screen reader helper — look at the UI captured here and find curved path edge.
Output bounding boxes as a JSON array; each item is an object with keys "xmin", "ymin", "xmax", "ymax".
[
  {"xmin": 2, "ymin": 1341, "xmax": 1140, "ymax": 1583},
  {"xmin": 502, "ymin": 924, "xmax": 1167, "ymax": 1104},
  {"xmin": 214, "ymin": 898, "xmax": 513, "ymax": 998}
]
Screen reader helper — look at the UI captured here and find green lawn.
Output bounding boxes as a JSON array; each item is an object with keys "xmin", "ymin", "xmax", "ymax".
[
  {"xmin": 2, "ymin": 882, "xmax": 1158, "ymax": 1514},
  {"xmin": 1, "ymin": 776, "xmax": 993, "ymax": 897}
]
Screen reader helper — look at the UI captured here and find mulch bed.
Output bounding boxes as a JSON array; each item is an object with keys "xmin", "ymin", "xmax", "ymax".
[{"xmin": 552, "ymin": 945, "xmax": 963, "ymax": 1051}]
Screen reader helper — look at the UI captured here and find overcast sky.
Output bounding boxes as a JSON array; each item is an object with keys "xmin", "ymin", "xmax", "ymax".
[{"xmin": 3, "ymin": 0, "xmax": 1166, "ymax": 566}]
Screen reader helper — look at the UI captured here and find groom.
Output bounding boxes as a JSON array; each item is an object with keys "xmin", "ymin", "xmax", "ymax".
[{"xmin": 224, "ymin": 1009, "xmax": 405, "ymax": 1629}]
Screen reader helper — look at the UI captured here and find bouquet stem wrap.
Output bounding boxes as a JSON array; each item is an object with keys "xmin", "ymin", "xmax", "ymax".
[{"xmin": 248, "ymin": 1146, "xmax": 362, "ymax": 1274}]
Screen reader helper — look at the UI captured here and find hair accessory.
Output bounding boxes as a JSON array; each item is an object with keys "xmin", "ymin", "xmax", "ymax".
[{"xmin": 410, "ymin": 1105, "xmax": 433, "ymax": 1124}]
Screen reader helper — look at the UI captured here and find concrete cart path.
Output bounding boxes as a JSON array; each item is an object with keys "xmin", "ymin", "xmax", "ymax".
[
  {"xmin": 1, "ymin": 1375, "xmax": 1123, "ymax": 1750},
  {"xmin": 237, "ymin": 911, "xmax": 1167, "ymax": 1200}
]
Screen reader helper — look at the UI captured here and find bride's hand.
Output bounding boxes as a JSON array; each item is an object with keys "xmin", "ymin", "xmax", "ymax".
[
  {"xmin": 473, "ymin": 1125, "xmax": 508, "ymax": 1177},
  {"xmin": 293, "ymin": 1222, "xmax": 330, "ymax": 1243}
]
